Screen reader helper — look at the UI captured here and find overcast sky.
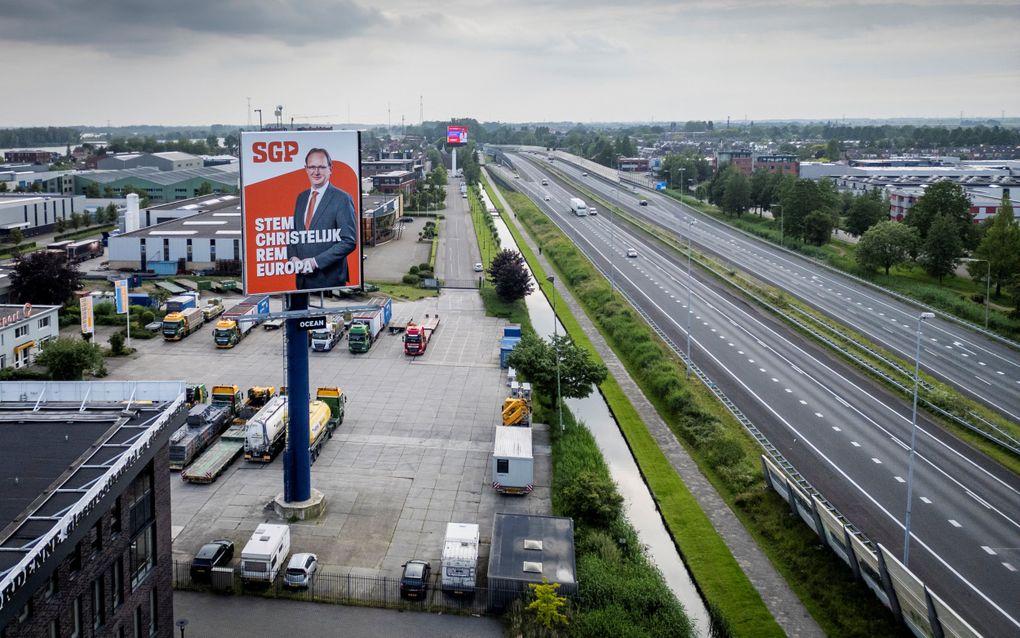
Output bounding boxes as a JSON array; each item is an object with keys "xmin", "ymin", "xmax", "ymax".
[{"xmin": 2, "ymin": 0, "xmax": 1018, "ymax": 128}]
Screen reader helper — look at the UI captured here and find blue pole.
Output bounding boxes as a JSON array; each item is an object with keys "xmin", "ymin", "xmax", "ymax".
[{"xmin": 284, "ymin": 292, "xmax": 311, "ymax": 502}]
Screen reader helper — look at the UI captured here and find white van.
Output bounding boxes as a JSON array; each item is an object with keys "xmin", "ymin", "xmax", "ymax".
[
  {"xmin": 240, "ymin": 523, "xmax": 290, "ymax": 582},
  {"xmin": 440, "ymin": 523, "xmax": 479, "ymax": 596}
]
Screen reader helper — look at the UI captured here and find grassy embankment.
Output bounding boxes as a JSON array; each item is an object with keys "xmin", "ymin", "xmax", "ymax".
[{"xmin": 489, "ymin": 173, "xmax": 906, "ymax": 637}]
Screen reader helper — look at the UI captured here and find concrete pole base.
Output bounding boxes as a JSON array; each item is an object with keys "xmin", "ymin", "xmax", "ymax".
[{"xmin": 273, "ymin": 488, "xmax": 326, "ymax": 521}]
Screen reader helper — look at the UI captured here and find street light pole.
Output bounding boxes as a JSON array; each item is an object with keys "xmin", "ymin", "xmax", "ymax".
[
  {"xmin": 679, "ymin": 167, "xmax": 686, "ymax": 204},
  {"xmin": 611, "ymin": 187, "xmax": 617, "ymax": 292},
  {"xmin": 773, "ymin": 204, "xmax": 783, "ymax": 247},
  {"xmin": 686, "ymin": 218, "xmax": 696, "ymax": 379},
  {"xmin": 961, "ymin": 257, "xmax": 991, "ymax": 329},
  {"xmin": 546, "ymin": 275, "xmax": 563, "ymax": 432},
  {"xmin": 902, "ymin": 311, "xmax": 935, "ymax": 566}
]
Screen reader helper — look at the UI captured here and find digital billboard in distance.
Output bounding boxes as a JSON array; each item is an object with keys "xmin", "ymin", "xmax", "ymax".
[{"xmin": 447, "ymin": 125, "xmax": 467, "ymax": 146}]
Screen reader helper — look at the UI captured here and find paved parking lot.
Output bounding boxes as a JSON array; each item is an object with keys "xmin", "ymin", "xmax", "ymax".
[{"xmin": 101, "ymin": 290, "xmax": 551, "ymax": 583}]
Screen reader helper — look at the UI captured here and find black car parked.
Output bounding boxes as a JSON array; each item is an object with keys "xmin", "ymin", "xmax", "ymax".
[
  {"xmin": 190, "ymin": 539, "xmax": 234, "ymax": 581},
  {"xmin": 399, "ymin": 560, "xmax": 431, "ymax": 600}
]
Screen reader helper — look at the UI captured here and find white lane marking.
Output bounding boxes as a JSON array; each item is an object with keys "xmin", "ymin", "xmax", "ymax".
[
  {"xmin": 920, "ymin": 497, "xmax": 932, "ymax": 504},
  {"xmin": 1005, "ymin": 563, "xmax": 1017, "ymax": 572},
  {"xmin": 832, "ymin": 426, "xmax": 841, "ymax": 432},
  {"xmin": 836, "ymin": 396, "xmax": 850, "ymax": 408},
  {"xmin": 784, "ymin": 388, "xmax": 792, "ymax": 393},
  {"xmin": 982, "ymin": 546, "xmax": 997, "ymax": 555},
  {"xmin": 771, "ymin": 377, "xmax": 779, "ymax": 382},
  {"xmin": 872, "ymin": 457, "xmax": 882, "ymax": 464},
  {"xmin": 894, "ymin": 476, "xmax": 905, "ymax": 483},
  {"xmin": 799, "ymin": 400, "xmax": 807, "ymax": 405},
  {"xmin": 815, "ymin": 412, "xmax": 824, "ymax": 418},
  {"xmin": 975, "ymin": 376, "xmax": 992, "ymax": 386},
  {"xmin": 851, "ymin": 441, "xmax": 861, "ymax": 447},
  {"xmin": 949, "ymin": 520, "xmax": 962, "ymax": 528},
  {"xmin": 759, "ymin": 367, "xmax": 767, "ymax": 373},
  {"xmin": 967, "ymin": 490, "xmax": 993, "ymax": 510}
]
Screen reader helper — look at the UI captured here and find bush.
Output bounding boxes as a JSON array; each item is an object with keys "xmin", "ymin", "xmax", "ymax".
[
  {"xmin": 401, "ymin": 274, "xmax": 420, "ymax": 286},
  {"xmin": 109, "ymin": 332, "xmax": 125, "ymax": 356},
  {"xmin": 559, "ymin": 470, "xmax": 624, "ymax": 531},
  {"xmin": 409, "ymin": 265, "xmax": 420, "ymax": 275}
]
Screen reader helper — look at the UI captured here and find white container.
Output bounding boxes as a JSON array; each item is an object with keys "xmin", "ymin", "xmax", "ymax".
[{"xmin": 491, "ymin": 427, "xmax": 534, "ymax": 495}]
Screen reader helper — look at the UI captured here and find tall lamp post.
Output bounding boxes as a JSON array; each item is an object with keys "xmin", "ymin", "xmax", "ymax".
[
  {"xmin": 611, "ymin": 186, "xmax": 618, "ymax": 292},
  {"xmin": 678, "ymin": 167, "xmax": 686, "ymax": 204},
  {"xmin": 961, "ymin": 257, "xmax": 991, "ymax": 329},
  {"xmin": 773, "ymin": 204, "xmax": 783, "ymax": 247},
  {"xmin": 685, "ymin": 218, "xmax": 696, "ymax": 379},
  {"xmin": 253, "ymin": 109, "xmax": 262, "ymax": 130},
  {"xmin": 547, "ymin": 275, "xmax": 563, "ymax": 433},
  {"xmin": 902, "ymin": 311, "xmax": 935, "ymax": 566}
]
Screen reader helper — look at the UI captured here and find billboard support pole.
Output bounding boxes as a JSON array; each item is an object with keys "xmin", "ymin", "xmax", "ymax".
[
  {"xmin": 284, "ymin": 292, "xmax": 312, "ymax": 503},
  {"xmin": 452, "ymin": 147, "xmax": 457, "ymax": 177}
]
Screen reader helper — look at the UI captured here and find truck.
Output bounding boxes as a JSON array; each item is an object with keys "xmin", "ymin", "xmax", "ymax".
[
  {"xmin": 569, "ymin": 197, "xmax": 588, "ymax": 217},
  {"xmin": 244, "ymin": 395, "xmax": 288, "ymax": 462},
  {"xmin": 240, "ymin": 523, "xmax": 290, "ymax": 583},
  {"xmin": 202, "ymin": 297, "xmax": 225, "ymax": 321},
  {"xmin": 168, "ymin": 403, "xmax": 231, "ymax": 470},
  {"xmin": 348, "ymin": 299, "xmax": 391, "ymax": 354},
  {"xmin": 306, "ymin": 399, "xmax": 334, "ymax": 463},
  {"xmin": 403, "ymin": 314, "xmax": 440, "ymax": 356},
  {"xmin": 310, "ymin": 315, "xmax": 346, "ymax": 352},
  {"xmin": 165, "ymin": 293, "xmax": 200, "ymax": 313},
  {"xmin": 185, "ymin": 383, "xmax": 208, "ymax": 407},
  {"xmin": 491, "ymin": 426, "xmax": 534, "ymax": 495},
  {"xmin": 181, "ymin": 424, "xmax": 247, "ymax": 484},
  {"xmin": 162, "ymin": 307, "xmax": 205, "ymax": 341},
  {"xmin": 388, "ymin": 313, "xmax": 414, "ymax": 335},
  {"xmin": 65, "ymin": 238, "xmax": 104, "ymax": 263},
  {"xmin": 212, "ymin": 295, "xmax": 271, "ymax": 348},
  {"xmin": 211, "ymin": 385, "xmax": 276, "ymax": 420},
  {"xmin": 440, "ymin": 523, "xmax": 480, "ymax": 596}
]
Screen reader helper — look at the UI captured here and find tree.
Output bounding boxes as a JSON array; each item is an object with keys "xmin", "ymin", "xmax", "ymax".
[
  {"xmin": 970, "ymin": 194, "xmax": 1020, "ymax": 296},
  {"xmin": 559, "ymin": 470, "xmax": 623, "ymax": 528},
  {"xmin": 0, "ymin": 182, "xmax": 7, "ymax": 192},
  {"xmin": 844, "ymin": 190, "xmax": 888, "ymax": 236},
  {"xmin": 104, "ymin": 202, "xmax": 120, "ymax": 224},
  {"xmin": 905, "ymin": 181, "xmax": 975, "ymax": 248},
  {"xmin": 487, "ymin": 249, "xmax": 533, "ymax": 302},
  {"xmin": 109, "ymin": 331, "xmax": 126, "ymax": 356},
  {"xmin": 528, "ymin": 579, "xmax": 569, "ymax": 632},
  {"xmin": 825, "ymin": 139, "xmax": 841, "ymax": 161},
  {"xmin": 84, "ymin": 183, "xmax": 100, "ymax": 198},
  {"xmin": 197, "ymin": 181, "xmax": 213, "ymax": 196},
  {"xmin": 35, "ymin": 338, "xmax": 104, "ymax": 380},
  {"xmin": 70, "ymin": 212, "xmax": 82, "ymax": 230},
  {"xmin": 777, "ymin": 178, "xmax": 824, "ymax": 242},
  {"xmin": 919, "ymin": 214, "xmax": 963, "ymax": 283},
  {"xmin": 205, "ymin": 135, "xmax": 219, "ymax": 151},
  {"xmin": 749, "ymin": 169, "xmax": 774, "ymax": 212},
  {"xmin": 8, "ymin": 227, "xmax": 24, "ymax": 248},
  {"xmin": 506, "ymin": 333, "xmax": 608, "ymax": 404},
  {"xmin": 55, "ymin": 217, "xmax": 67, "ymax": 233},
  {"xmin": 9, "ymin": 250, "xmax": 82, "ymax": 304},
  {"xmin": 721, "ymin": 170, "xmax": 751, "ymax": 216},
  {"xmin": 1005, "ymin": 274, "xmax": 1020, "ymax": 318},
  {"xmin": 802, "ymin": 210, "xmax": 836, "ymax": 245},
  {"xmin": 856, "ymin": 221, "xmax": 920, "ymax": 274}
]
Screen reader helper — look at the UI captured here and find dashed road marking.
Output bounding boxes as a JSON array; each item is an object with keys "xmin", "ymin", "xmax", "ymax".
[
  {"xmin": 981, "ymin": 546, "xmax": 997, "ymax": 555},
  {"xmin": 949, "ymin": 520, "xmax": 961, "ymax": 528},
  {"xmin": 894, "ymin": 476, "xmax": 905, "ymax": 483}
]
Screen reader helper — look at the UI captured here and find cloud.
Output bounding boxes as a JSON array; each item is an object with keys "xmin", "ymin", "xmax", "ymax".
[{"xmin": 0, "ymin": 0, "xmax": 387, "ymax": 52}]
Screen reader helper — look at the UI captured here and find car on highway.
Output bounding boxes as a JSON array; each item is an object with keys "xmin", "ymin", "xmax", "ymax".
[
  {"xmin": 544, "ymin": 195, "xmax": 550, "ymax": 201},
  {"xmin": 582, "ymin": 172, "xmax": 588, "ymax": 176},
  {"xmin": 639, "ymin": 199, "xmax": 648, "ymax": 206},
  {"xmin": 473, "ymin": 262, "xmax": 484, "ymax": 272},
  {"xmin": 190, "ymin": 539, "xmax": 234, "ymax": 581},
  {"xmin": 283, "ymin": 553, "xmax": 318, "ymax": 589},
  {"xmin": 400, "ymin": 559, "xmax": 431, "ymax": 599},
  {"xmin": 588, "ymin": 206, "xmax": 597, "ymax": 215},
  {"xmin": 626, "ymin": 248, "xmax": 638, "ymax": 258}
]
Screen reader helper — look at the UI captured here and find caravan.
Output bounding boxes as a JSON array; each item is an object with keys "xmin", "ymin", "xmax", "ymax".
[
  {"xmin": 440, "ymin": 523, "xmax": 480, "ymax": 596},
  {"xmin": 240, "ymin": 523, "xmax": 291, "ymax": 582}
]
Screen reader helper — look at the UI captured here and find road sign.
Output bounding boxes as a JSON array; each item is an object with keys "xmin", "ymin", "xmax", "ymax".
[{"xmin": 296, "ymin": 316, "xmax": 326, "ymax": 331}]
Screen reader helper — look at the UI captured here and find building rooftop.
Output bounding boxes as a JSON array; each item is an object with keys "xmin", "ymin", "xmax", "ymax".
[
  {"xmin": 0, "ymin": 381, "xmax": 185, "ymax": 584},
  {"xmin": 79, "ymin": 164, "xmax": 239, "ymax": 186},
  {"xmin": 151, "ymin": 151, "xmax": 199, "ymax": 162}
]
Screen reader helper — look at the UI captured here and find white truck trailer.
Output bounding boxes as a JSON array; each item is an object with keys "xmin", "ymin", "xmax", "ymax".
[
  {"xmin": 569, "ymin": 197, "xmax": 588, "ymax": 217},
  {"xmin": 491, "ymin": 427, "xmax": 534, "ymax": 495},
  {"xmin": 244, "ymin": 395, "xmax": 288, "ymax": 462},
  {"xmin": 440, "ymin": 522, "xmax": 480, "ymax": 596},
  {"xmin": 310, "ymin": 314, "xmax": 346, "ymax": 352},
  {"xmin": 240, "ymin": 523, "xmax": 290, "ymax": 583}
]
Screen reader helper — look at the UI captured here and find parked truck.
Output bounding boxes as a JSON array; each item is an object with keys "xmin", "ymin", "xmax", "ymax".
[
  {"xmin": 310, "ymin": 315, "xmax": 346, "ymax": 352},
  {"xmin": 569, "ymin": 197, "xmax": 589, "ymax": 217},
  {"xmin": 244, "ymin": 395, "xmax": 288, "ymax": 462},
  {"xmin": 491, "ymin": 426, "xmax": 534, "ymax": 495},
  {"xmin": 440, "ymin": 523, "xmax": 480, "ymax": 596},
  {"xmin": 348, "ymin": 299, "xmax": 391, "ymax": 354},
  {"xmin": 57, "ymin": 238, "xmax": 103, "ymax": 263},
  {"xmin": 403, "ymin": 314, "xmax": 440, "ymax": 356},
  {"xmin": 168, "ymin": 403, "xmax": 231, "ymax": 470},
  {"xmin": 211, "ymin": 385, "xmax": 275, "ymax": 420},
  {"xmin": 162, "ymin": 307, "xmax": 205, "ymax": 341},
  {"xmin": 202, "ymin": 297, "xmax": 225, "ymax": 321},
  {"xmin": 240, "ymin": 523, "xmax": 290, "ymax": 583},
  {"xmin": 306, "ymin": 399, "xmax": 334, "ymax": 463},
  {"xmin": 165, "ymin": 293, "xmax": 200, "ymax": 313},
  {"xmin": 181, "ymin": 424, "xmax": 247, "ymax": 484},
  {"xmin": 213, "ymin": 295, "xmax": 270, "ymax": 348}
]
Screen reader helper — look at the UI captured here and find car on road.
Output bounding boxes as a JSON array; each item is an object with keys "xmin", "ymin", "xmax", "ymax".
[
  {"xmin": 626, "ymin": 248, "xmax": 638, "ymax": 258},
  {"xmin": 283, "ymin": 553, "xmax": 318, "ymax": 589},
  {"xmin": 473, "ymin": 263, "xmax": 484, "ymax": 272},
  {"xmin": 582, "ymin": 172, "xmax": 588, "ymax": 176},
  {"xmin": 588, "ymin": 206, "xmax": 597, "ymax": 215},
  {"xmin": 544, "ymin": 195, "xmax": 550, "ymax": 201},
  {"xmin": 190, "ymin": 539, "xmax": 234, "ymax": 581},
  {"xmin": 398, "ymin": 216, "xmax": 414, "ymax": 224},
  {"xmin": 400, "ymin": 560, "xmax": 431, "ymax": 599},
  {"xmin": 639, "ymin": 199, "xmax": 648, "ymax": 206}
]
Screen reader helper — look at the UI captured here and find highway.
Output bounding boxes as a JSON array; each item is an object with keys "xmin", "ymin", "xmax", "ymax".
[
  {"xmin": 533, "ymin": 155, "xmax": 1020, "ymax": 426},
  {"xmin": 500, "ymin": 155, "xmax": 1020, "ymax": 637}
]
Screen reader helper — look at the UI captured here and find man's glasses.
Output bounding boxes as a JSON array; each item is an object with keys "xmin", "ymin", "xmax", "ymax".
[{"xmin": 305, "ymin": 165, "xmax": 329, "ymax": 172}]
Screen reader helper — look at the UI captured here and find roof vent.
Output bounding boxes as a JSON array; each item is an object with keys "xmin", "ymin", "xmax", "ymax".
[
  {"xmin": 524, "ymin": 539, "xmax": 543, "ymax": 551},
  {"xmin": 523, "ymin": 561, "xmax": 543, "ymax": 573}
]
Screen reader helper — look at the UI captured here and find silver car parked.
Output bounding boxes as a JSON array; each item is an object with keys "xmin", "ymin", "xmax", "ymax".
[{"xmin": 283, "ymin": 552, "xmax": 318, "ymax": 589}]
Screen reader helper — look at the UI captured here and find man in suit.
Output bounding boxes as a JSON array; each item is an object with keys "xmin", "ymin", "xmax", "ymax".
[{"xmin": 287, "ymin": 147, "xmax": 358, "ymax": 290}]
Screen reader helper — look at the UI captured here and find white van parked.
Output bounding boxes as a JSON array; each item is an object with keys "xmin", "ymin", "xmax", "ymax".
[
  {"xmin": 440, "ymin": 523, "xmax": 479, "ymax": 596},
  {"xmin": 240, "ymin": 523, "xmax": 290, "ymax": 582}
]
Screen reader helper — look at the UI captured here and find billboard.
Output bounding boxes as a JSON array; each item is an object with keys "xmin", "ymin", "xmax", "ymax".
[
  {"xmin": 447, "ymin": 125, "xmax": 468, "ymax": 146},
  {"xmin": 240, "ymin": 130, "xmax": 362, "ymax": 295},
  {"xmin": 114, "ymin": 279, "xmax": 129, "ymax": 314},
  {"xmin": 80, "ymin": 296, "xmax": 94, "ymax": 335}
]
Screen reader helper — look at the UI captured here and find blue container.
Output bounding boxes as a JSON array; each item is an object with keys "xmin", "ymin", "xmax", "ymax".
[
  {"xmin": 127, "ymin": 292, "xmax": 153, "ymax": 308},
  {"xmin": 503, "ymin": 324, "xmax": 522, "ymax": 339},
  {"xmin": 499, "ymin": 336, "xmax": 521, "ymax": 369}
]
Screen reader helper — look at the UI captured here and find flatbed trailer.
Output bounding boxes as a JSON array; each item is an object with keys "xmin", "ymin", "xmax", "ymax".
[{"xmin": 181, "ymin": 425, "xmax": 247, "ymax": 484}]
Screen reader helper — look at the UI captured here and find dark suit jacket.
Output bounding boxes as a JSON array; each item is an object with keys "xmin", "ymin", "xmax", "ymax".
[{"xmin": 288, "ymin": 183, "xmax": 358, "ymax": 290}]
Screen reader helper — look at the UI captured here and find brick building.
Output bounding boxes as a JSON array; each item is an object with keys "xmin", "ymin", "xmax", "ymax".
[
  {"xmin": 0, "ymin": 381, "xmax": 187, "ymax": 638},
  {"xmin": 713, "ymin": 150, "xmax": 798, "ymax": 176},
  {"xmin": 3, "ymin": 151, "xmax": 56, "ymax": 165}
]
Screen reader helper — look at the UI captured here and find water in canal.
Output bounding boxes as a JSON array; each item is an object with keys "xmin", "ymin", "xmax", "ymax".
[{"xmin": 492, "ymin": 217, "xmax": 714, "ymax": 636}]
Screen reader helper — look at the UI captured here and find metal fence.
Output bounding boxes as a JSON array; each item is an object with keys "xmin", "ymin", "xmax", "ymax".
[{"xmin": 172, "ymin": 560, "xmax": 537, "ymax": 616}]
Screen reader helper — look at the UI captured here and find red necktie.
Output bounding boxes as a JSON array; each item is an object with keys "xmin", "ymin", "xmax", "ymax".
[{"xmin": 304, "ymin": 190, "xmax": 319, "ymax": 230}]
